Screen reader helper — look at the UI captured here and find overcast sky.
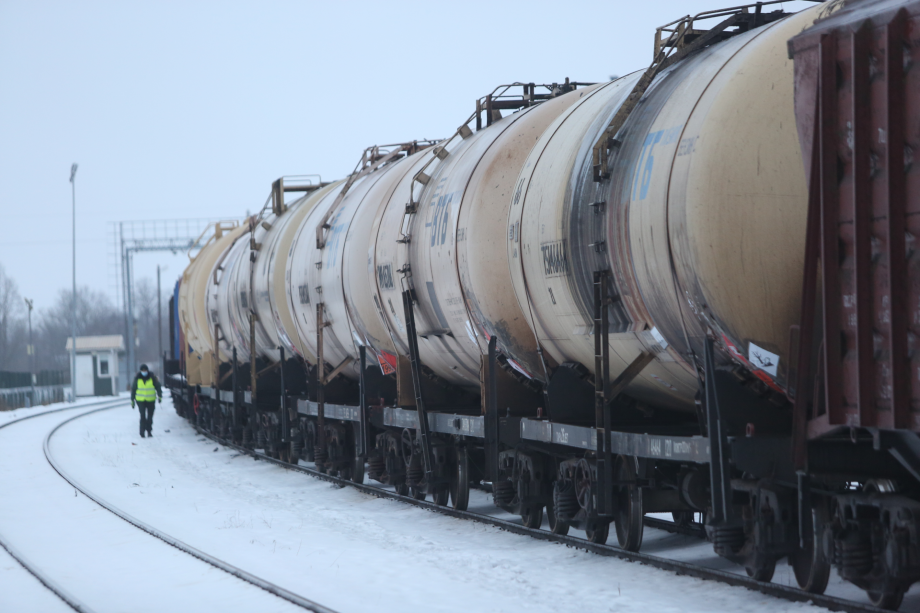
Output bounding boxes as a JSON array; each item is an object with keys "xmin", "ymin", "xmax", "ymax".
[{"xmin": 0, "ymin": 0, "xmax": 816, "ymax": 313}]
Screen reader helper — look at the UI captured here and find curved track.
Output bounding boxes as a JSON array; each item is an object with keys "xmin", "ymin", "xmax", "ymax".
[
  {"xmin": 13, "ymin": 397, "xmax": 901, "ymax": 612},
  {"xmin": 193, "ymin": 425, "xmax": 892, "ymax": 613},
  {"xmin": 0, "ymin": 400, "xmax": 336, "ymax": 613},
  {"xmin": 43, "ymin": 405, "xmax": 335, "ymax": 613},
  {"xmin": 0, "ymin": 398, "xmax": 124, "ymax": 613}
]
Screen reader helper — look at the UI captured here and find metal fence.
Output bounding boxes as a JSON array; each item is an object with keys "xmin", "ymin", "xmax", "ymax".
[
  {"xmin": 0, "ymin": 385, "xmax": 67, "ymax": 411},
  {"xmin": 0, "ymin": 371, "xmax": 31, "ymax": 389}
]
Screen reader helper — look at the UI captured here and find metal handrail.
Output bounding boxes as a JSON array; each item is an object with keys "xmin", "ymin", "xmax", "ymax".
[
  {"xmin": 592, "ymin": 0, "xmax": 797, "ymax": 181},
  {"xmin": 185, "ymin": 220, "xmax": 240, "ymax": 262}
]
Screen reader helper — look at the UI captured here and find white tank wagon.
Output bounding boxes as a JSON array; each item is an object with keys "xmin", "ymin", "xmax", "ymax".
[
  {"xmin": 166, "ymin": 2, "xmax": 920, "ymax": 607},
  {"xmin": 184, "ymin": 10, "xmax": 812, "ymax": 412}
]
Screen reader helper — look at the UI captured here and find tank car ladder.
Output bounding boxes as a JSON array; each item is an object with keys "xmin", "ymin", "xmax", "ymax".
[
  {"xmin": 592, "ymin": 0, "xmax": 794, "ymax": 181},
  {"xmin": 316, "ymin": 142, "xmax": 437, "ymax": 249},
  {"xmin": 401, "ymin": 289, "xmax": 437, "ymax": 486},
  {"xmin": 592, "ymin": 270, "xmax": 655, "ymax": 549}
]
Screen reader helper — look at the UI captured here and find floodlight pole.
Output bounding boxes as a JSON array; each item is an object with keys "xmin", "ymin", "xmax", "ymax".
[
  {"xmin": 70, "ymin": 163, "xmax": 78, "ymax": 401},
  {"xmin": 157, "ymin": 265, "xmax": 163, "ymax": 373},
  {"xmin": 25, "ymin": 298, "xmax": 34, "ymax": 405},
  {"xmin": 126, "ymin": 249, "xmax": 136, "ymax": 378}
]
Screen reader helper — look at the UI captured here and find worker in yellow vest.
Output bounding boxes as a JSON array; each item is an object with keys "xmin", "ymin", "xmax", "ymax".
[{"xmin": 131, "ymin": 364, "xmax": 162, "ymax": 438}]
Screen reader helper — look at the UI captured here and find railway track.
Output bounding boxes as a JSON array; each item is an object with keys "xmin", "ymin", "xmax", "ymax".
[
  {"xmin": 0, "ymin": 400, "xmax": 336, "ymax": 613},
  {"xmin": 0, "ymin": 397, "xmax": 125, "ymax": 613},
  {"xmin": 5, "ymin": 396, "xmax": 898, "ymax": 612},
  {"xmin": 192, "ymin": 423, "xmax": 890, "ymax": 613}
]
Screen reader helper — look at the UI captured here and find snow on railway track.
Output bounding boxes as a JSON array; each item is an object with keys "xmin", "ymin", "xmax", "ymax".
[
  {"xmin": 196, "ymin": 429, "xmax": 900, "ymax": 613},
  {"xmin": 45, "ymin": 395, "xmax": 848, "ymax": 613},
  {"xmin": 0, "ymin": 400, "xmax": 333, "ymax": 613},
  {"xmin": 0, "ymin": 398, "xmax": 124, "ymax": 613}
]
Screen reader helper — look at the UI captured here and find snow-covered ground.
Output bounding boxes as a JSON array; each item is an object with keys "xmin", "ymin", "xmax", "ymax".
[
  {"xmin": 2, "ymin": 393, "xmax": 917, "ymax": 612},
  {"xmin": 0, "ymin": 543, "xmax": 72, "ymax": 613},
  {"xmin": 0, "ymin": 399, "xmax": 314, "ymax": 613}
]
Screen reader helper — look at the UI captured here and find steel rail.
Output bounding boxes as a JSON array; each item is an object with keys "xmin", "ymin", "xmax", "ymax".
[
  {"xmin": 474, "ymin": 480, "xmax": 707, "ymax": 538},
  {"xmin": 0, "ymin": 397, "xmax": 128, "ymax": 613},
  {"xmin": 43, "ymin": 405, "xmax": 338, "ymax": 613},
  {"xmin": 193, "ymin": 425, "xmax": 889, "ymax": 613},
  {"xmin": 0, "ymin": 537, "xmax": 96, "ymax": 613},
  {"xmin": 642, "ymin": 516, "xmax": 707, "ymax": 538}
]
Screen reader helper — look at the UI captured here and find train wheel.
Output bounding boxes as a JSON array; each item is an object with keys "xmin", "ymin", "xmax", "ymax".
[
  {"xmin": 585, "ymin": 520, "xmax": 610, "ymax": 544},
  {"xmin": 400, "ymin": 429, "xmax": 415, "ymax": 469},
  {"xmin": 449, "ymin": 447, "xmax": 470, "ymax": 511},
  {"xmin": 303, "ymin": 423, "xmax": 316, "ymax": 462},
  {"xmin": 521, "ymin": 505, "xmax": 544, "ymax": 529},
  {"xmin": 864, "ymin": 478, "xmax": 897, "ymax": 494},
  {"xmin": 410, "ymin": 486, "xmax": 426, "ymax": 501},
  {"xmin": 573, "ymin": 459, "xmax": 593, "ymax": 512},
  {"xmin": 614, "ymin": 455, "xmax": 644, "ymax": 552},
  {"xmin": 552, "ymin": 480, "xmax": 578, "ymax": 534},
  {"xmin": 433, "ymin": 487, "xmax": 449, "ymax": 506},
  {"xmin": 868, "ymin": 589, "xmax": 905, "ymax": 611},
  {"xmin": 745, "ymin": 559, "xmax": 776, "ymax": 583},
  {"xmin": 351, "ymin": 456, "xmax": 366, "ymax": 484},
  {"xmin": 395, "ymin": 483, "xmax": 409, "ymax": 496},
  {"xmin": 791, "ymin": 500, "xmax": 830, "ymax": 594},
  {"xmin": 546, "ymin": 500, "xmax": 569, "ymax": 536}
]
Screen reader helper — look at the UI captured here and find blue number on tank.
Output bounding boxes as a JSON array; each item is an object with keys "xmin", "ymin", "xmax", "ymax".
[
  {"xmin": 325, "ymin": 211, "xmax": 348, "ymax": 268},
  {"xmin": 631, "ymin": 125, "xmax": 683, "ymax": 201},
  {"xmin": 632, "ymin": 130, "xmax": 662, "ymax": 201},
  {"xmin": 427, "ymin": 189, "xmax": 456, "ymax": 247}
]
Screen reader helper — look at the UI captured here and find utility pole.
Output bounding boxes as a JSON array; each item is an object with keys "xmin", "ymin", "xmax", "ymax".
[
  {"xmin": 70, "ymin": 163, "xmax": 78, "ymax": 401},
  {"xmin": 25, "ymin": 298, "xmax": 34, "ymax": 406},
  {"xmin": 157, "ymin": 265, "xmax": 162, "ymax": 375},
  {"xmin": 126, "ymin": 249, "xmax": 136, "ymax": 378}
]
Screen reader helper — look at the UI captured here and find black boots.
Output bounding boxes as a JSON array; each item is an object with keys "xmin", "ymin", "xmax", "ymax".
[{"xmin": 140, "ymin": 431, "xmax": 146, "ymax": 438}]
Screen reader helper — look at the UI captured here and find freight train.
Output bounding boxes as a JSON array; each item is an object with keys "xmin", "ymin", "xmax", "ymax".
[{"xmin": 163, "ymin": 0, "xmax": 920, "ymax": 608}]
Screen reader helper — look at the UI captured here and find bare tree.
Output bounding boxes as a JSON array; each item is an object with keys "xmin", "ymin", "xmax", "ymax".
[
  {"xmin": 134, "ymin": 277, "xmax": 161, "ymax": 367},
  {"xmin": 35, "ymin": 286, "xmax": 121, "ymax": 371},
  {"xmin": 0, "ymin": 264, "xmax": 27, "ymax": 371},
  {"xmin": 0, "ymin": 276, "xmax": 172, "ymax": 377}
]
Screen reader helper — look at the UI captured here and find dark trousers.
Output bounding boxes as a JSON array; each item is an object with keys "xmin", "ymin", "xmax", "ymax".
[{"xmin": 137, "ymin": 401, "xmax": 155, "ymax": 434}]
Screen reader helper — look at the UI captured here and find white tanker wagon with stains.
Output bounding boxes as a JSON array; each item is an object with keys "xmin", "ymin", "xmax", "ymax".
[{"xmin": 166, "ymin": 0, "xmax": 920, "ymax": 608}]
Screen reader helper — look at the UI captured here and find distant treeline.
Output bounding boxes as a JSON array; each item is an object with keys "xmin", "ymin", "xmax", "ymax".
[{"xmin": 0, "ymin": 263, "xmax": 168, "ymax": 374}]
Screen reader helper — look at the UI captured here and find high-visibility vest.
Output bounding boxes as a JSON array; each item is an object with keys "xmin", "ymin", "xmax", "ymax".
[{"xmin": 136, "ymin": 377, "xmax": 157, "ymax": 402}]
